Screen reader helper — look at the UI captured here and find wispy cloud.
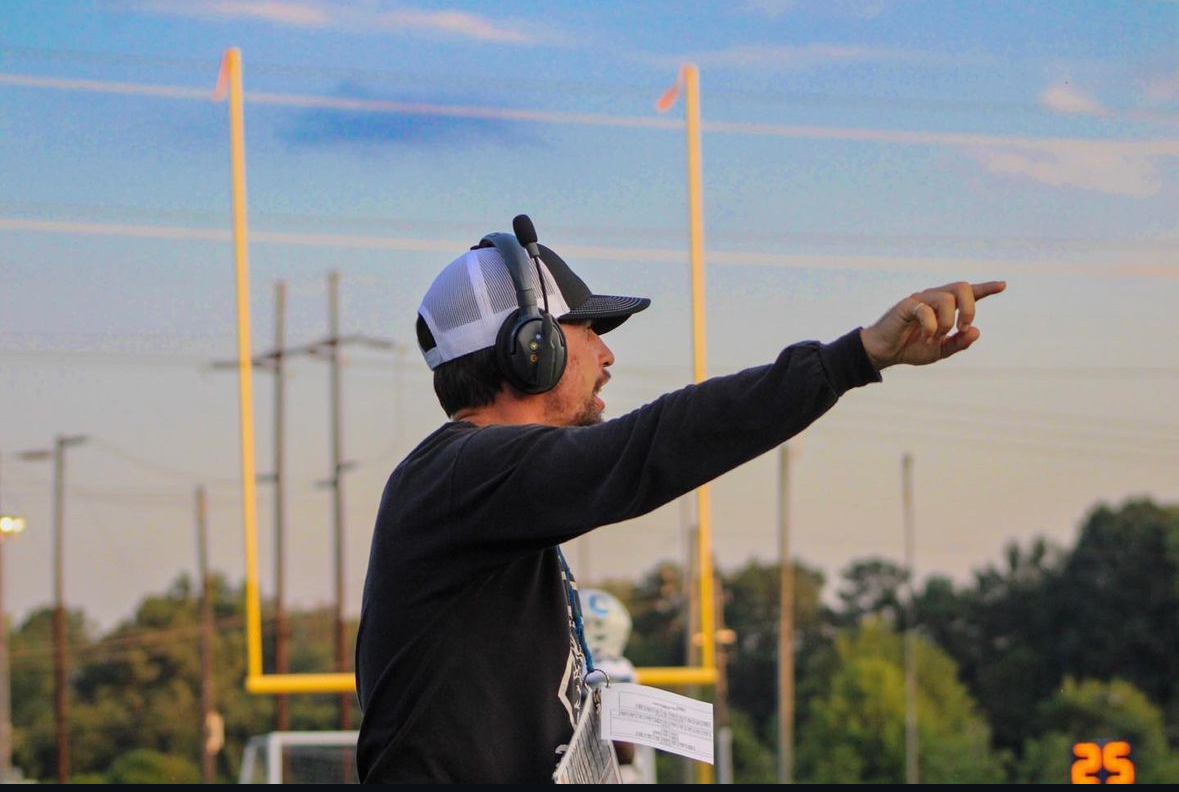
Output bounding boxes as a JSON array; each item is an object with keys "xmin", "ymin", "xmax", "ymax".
[
  {"xmin": 677, "ymin": 43, "xmax": 924, "ymax": 70},
  {"xmin": 968, "ymin": 142, "xmax": 1160, "ymax": 197},
  {"xmin": 703, "ymin": 114, "xmax": 1173, "ymax": 196},
  {"xmin": 134, "ymin": 1, "xmax": 539, "ymax": 43},
  {"xmin": 372, "ymin": 9, "xmax": 530, "ymax": 43},
  {"xmin": 1040, "ymin": 76, "xmax": 1179, "ymax": 128},
  {"xmin": 137, "ymin": 0, "xmax": 327, "ymax": 27},
  {"xmin": 7, "ymin": 69, "xmax": 1170, "ymax": 195},
  {"xmin": 1040, "ymin": 81, "xmax": 1106, "ymax": 116},
  {"xmin": 741, "ymin": 0, "xmax": 906, "ymax": 20}
]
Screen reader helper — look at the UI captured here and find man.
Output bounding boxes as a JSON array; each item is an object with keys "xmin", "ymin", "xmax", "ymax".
[{"xmin": 354, "ymin": 218, "xmax": 1005, "ymax": 783}]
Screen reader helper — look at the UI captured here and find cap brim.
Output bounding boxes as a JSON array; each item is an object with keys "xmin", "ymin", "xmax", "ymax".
[{"xmin": 560, "ymin": 295, "xmax": 651, "ymax": 335}]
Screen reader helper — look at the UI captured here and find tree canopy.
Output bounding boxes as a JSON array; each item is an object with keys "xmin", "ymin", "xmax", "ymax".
[{"xmin": 6, "ymin": 497, "xmax": 1178, "ymax": 783}]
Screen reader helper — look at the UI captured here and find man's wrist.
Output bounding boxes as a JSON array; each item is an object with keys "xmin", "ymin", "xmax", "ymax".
[
  {"xmin": 859, "ymin": 327, "xmax": 889, "ymax": 371},
  {"xmin": 819, "ymin": 328, "xmax": 883, "ymax": 390}
]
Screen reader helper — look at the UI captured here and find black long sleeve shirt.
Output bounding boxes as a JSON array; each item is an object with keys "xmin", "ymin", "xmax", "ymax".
[{"xmin": 355, "ymin": 329, "xmax": 881, "ymax": 783}]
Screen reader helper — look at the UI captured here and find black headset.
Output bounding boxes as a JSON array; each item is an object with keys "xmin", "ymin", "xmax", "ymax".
[{"xmin": 479, "ymin": 217, "xmax": 567, "ymax": 394}]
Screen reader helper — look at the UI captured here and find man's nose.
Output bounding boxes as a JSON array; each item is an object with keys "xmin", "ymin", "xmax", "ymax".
[{"xmin": 597, "ymin": 334, "xmax": 615, "ymax": 367}]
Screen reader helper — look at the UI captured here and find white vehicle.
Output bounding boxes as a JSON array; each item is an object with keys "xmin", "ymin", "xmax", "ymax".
[{"xmin": 238, "ymin": 731, "xmax": 359, "ymax": 784}]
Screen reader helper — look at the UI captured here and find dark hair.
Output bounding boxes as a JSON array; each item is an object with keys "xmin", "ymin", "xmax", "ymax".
[
  {"xmin": 418, "ymin": 314, "xmax": 505, "ymax": 416},
  {"xmin": 432, "ymin": 347, "xmax": 504, "ymax": 417}
]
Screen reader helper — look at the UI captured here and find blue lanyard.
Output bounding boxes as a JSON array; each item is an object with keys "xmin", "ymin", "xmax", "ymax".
[{"xmin": 556, "ymin": 547, "xmax": 595, "ymax": 673}]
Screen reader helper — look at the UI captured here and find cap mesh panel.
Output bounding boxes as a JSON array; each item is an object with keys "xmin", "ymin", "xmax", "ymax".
[
  {"xmin": 476, "ymin": 248, "xmax": 519, "ymax": 314},
  {"xmin": 476, "ymin": 247, "xmax": 564, "ymax": 314},
  {"xmin": 429, "ymin": 261, "xmax": 482, "ymax": 331}
]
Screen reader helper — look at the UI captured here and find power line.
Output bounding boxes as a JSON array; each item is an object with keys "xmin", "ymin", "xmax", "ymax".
[
  {"xmin": 812, "ymin": 419, "xmax": 1179, "ymax": 463},
  {"xmin": 4, "ymin": 215, "xmax": 1175, "ymax": 281},
  {"xmin": 9, "ymin": 409, "xmax": 1175, "ymax": 514},
  {"xmin": 867, "ymin": 394, "xmax": 1179, "ymax": 434},
  {"xmin": 896, "ymin": 365, "xmax": 1179, "ymax": 380},
  {"xmin": 838, "ymin": 404, "xmax": 1179, "ymax": 444},
  {"xmin": 8, "ymin": 614, "xmax": 249, "ymax": 666},
  {"xmin": 9, "ymin": 344, "xmax": 1172, "ymax": 385},
  {"xmin": 5, "ymin": 198, "xmax": 1175, "ymax": 253},
  {"xmin": 0, "ymin": 348, "xmax": 212, "ymax": 368},
  {"xmin": 86, "ymin": 439, "xmax": 241, "ymax": 485}
]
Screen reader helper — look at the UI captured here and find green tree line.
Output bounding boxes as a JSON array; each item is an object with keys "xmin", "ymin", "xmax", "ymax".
[{"xmin": 7, "ymin": 497, "xmax": 1179, "ymax": 782}]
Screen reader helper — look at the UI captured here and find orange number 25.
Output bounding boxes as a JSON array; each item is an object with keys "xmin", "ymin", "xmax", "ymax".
[{"xmin": 1071, "ymin": 741, "xmax": 1134, "ymax": 784}]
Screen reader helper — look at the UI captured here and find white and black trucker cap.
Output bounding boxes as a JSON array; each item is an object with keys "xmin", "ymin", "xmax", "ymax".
[{"xmin": 416, "ymin": 241, "xmax": 650, "ymax": 370}]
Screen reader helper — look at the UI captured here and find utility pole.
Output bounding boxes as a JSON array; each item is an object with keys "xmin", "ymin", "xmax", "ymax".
[
  {"xmin": 682, "ymin": 508, "xmax": 699, "ymax": 786},
  {"xmin": 217, "ymin": 273, "xmax": 396, "ymax": 729},
  {"xmin": 271, "ymin": 281, "xmax": 290, "ymax": 732},
  {"xmin": 777, "ymin": 444, "xmax": 794, "ymax": 784},
  {"xmin": 214, "ymin": 283, "xmax": 291, "ymax": 729},
  {"xmin": 902, "ymin": 453, "xmax": 919, "ymax": 785},
  {"xmin": 682, "ymin": 497, "xmax": 699, "ymax": 673},
  {"xmin": 19, "ymin": 434, "xmax": 87, "ymax": 784},
  {"xmin": 301, "ymin": 271, "xmax": 397, "ymax": 730},
  {"xmin": 714, "ymin": 574, "xmax": 734, "ymax": 784},
  {"xmin": 326, "ymin": 271, "xmax": 350, "ymax": 730},
  {"xmin": 217, "ymin": 282, "xmax": 296, "ymax": 724},
  {"xmin": 196, "ymin": 486, "xmax": 216, "ymax": 784}
]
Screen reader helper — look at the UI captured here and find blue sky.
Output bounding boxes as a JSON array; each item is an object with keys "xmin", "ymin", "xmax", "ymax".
[{"xmin": 1, "ymin": 0, "xmax": 1177, "ymax": 632}]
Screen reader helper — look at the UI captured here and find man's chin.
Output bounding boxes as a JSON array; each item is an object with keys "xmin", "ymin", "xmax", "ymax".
[
  {"xmin": 544, "ymin": 392, "xmax": 604, "ymax": 427},
  {"xmin": 573, "ymin": 404, "xmax": 604, "ymax": 427}
]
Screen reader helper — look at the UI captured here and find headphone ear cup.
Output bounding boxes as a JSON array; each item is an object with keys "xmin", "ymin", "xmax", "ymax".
[
  {"xmin": 541, "ymin": 316, "xmax": 568, "ymax": 391},
  {"xmin": 496, "ymin": 310, "xmax": 567, "ymax": 394}
]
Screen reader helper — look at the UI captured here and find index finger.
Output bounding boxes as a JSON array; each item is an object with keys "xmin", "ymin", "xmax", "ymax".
[{"xmin": 972, "ymin": 281, "xmax": 1007, "ymax": 300}]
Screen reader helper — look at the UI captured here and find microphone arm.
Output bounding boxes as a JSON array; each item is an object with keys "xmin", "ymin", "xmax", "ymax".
[{"xmin": 512, "ymin": 214, "xmax": 549, "ymax": 311}]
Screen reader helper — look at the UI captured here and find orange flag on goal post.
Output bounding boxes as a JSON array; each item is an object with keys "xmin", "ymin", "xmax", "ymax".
[
  {"xmin": 212, "ymin": 50, "xmax": 230, "ymax": 101},
  {"xmin": 655, "ymin": 65, "xmax": 686, "ymax": 113}
]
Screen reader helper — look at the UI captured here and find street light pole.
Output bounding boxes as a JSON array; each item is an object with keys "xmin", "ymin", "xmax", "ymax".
[
  {"xmin": 1, "ymin": 451, "xmax": 29, "ymax": 783},
  {"xmin": 20, "ymin": 434, "xmax": 87, "ymax": 784},
  {"xmin": 0, "ymin": 515, "xmax": 26, "ymax": 784}
]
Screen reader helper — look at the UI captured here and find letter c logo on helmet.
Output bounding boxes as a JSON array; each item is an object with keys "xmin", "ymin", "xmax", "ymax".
[{"xmin": 576, "ymin": 588, "xmax": 632, "ymax": 660}]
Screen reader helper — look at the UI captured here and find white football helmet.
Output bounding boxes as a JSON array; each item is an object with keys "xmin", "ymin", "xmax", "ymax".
[{"xmin": 578, "ymin": 587, "xmax": 633, "ymax": 660}]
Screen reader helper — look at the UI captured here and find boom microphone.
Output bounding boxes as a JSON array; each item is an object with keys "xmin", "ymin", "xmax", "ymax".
[{"xmin": 512, "ymin": 214, "xmax": 542, "ymax": 260}]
